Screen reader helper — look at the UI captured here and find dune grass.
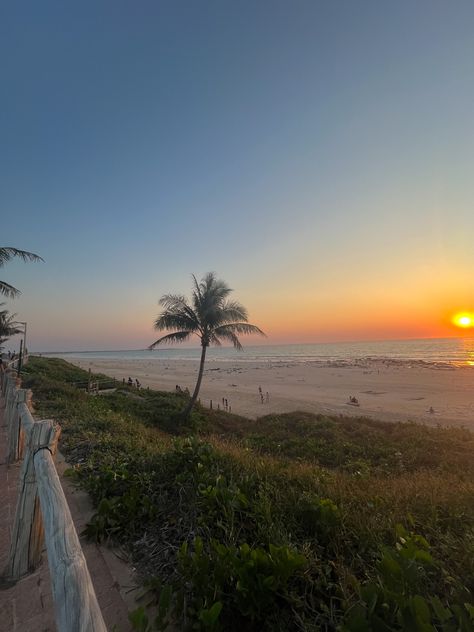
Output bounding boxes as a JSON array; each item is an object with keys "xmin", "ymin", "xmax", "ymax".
[{"xmin": 22, "ymin": 357, "xmax": 474, "ymax": 631}]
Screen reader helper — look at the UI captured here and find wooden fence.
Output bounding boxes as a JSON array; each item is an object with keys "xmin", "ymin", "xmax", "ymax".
[{"xmin": 1, "ymin": 359, "xmax": 107, "ymax": 632}]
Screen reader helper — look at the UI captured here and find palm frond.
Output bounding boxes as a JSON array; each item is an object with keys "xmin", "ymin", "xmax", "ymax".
[
  {"xmin": 159, "ymin": 294, "xmax": 189, "ymax": 309},
  {"xmin": 212, "ymin": 327, "xmax": 243, "ymax": 350},
  {"xmin": 158, "ymin": 294, "xmax": 200, "ymax": 329},
  {"xmin": 191, "ymin": 274, "xmax": 205, "ymax": 320},
  {"xmin": 203, "ymin": 273, "xmax": 232, "ymax": 304},
  {"xmin": 208, "ymin": 333, "xmax": 222, "ymax": 347},
  {"xmin": 154, "ymin": 311, "xmax": 200, "ymax": 333},
  {"xmin": 0, "ymin": 247, "xmax": 44, "ymax": 267},
  {"xmin": 1, "ymin": 324, "xmax": 22, "ymax": 337},
  {"xmin": 148, "ymin": 330, "xmax": 193, "ymax": 349},
  {"xmin": 0, "ymin": 307, "xmax": 21, "ymax": 339},
  {"xmin": 0, "ymin": 280, "xmax": 20, "ymax": 298},
  {"xmin": 214, "ymin": 300, "xmax": 248, "ymax": 325},
  {"xmin": 214, "ymin": 323, "xmax": 266, "ymax": 338},
  {"xmin": 193, "ymin": 272, "xmax": 233, "ymax": 322},
  {"xmin": 191, "ymin": 275, "xmax": 203, "ymax": 303}
]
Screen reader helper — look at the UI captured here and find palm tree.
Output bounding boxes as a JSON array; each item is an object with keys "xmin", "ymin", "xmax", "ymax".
[
  {"xmin": 0, "ymin": 247, "xmax": 43, "ymax": 298},
  {"xmin": 149, "ymin": 273, "xmax": 265, "ymax": 418},
  {"xmin": 0, "ymin": 304, "xmax": 22, "ymax": 350}
]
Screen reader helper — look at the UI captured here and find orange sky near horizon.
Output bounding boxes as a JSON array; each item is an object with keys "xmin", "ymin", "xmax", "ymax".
[
  {"xmin": 8, "ymin": 254, "xmax": 471, "ymax": 351},
  {"xmin": 7, "ymin": 298, "xmax": 473, "ymax": 352},
  {"xmin": 241, "ymin": 273, "xmax": 474, "ymax": 345}
]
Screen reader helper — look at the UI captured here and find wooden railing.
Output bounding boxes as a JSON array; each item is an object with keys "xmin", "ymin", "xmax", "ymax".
[{"xmin": 1, "ymin": 360, "xmax": 107, "ymax": 632}]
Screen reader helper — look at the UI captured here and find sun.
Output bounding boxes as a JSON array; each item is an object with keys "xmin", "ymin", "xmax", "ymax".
[{"xmin": 452, "ymin": 312, "xmax": 474, "ymax": 328}]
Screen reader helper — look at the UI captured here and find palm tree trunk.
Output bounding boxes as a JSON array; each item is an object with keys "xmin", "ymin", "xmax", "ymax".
[{"xmin": 182, "ymin": 343, "xmax": 207, "ymax": 418}]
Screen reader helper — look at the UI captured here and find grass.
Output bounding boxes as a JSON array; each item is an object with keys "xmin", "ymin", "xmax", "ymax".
[
  {"xmin": 22, "ymin": 357, "xmax": 474, "ymax": 631},
  {"xmin": 205, "ymin": 409, "xmax": 474, "ymax": 475}
]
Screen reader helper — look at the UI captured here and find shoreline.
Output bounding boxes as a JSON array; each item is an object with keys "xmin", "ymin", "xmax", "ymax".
[
  {"xmin": 40, "ymin": 354, "xmax": 474, "ymax": 370},
  {"xmin": 64, "ymin": 357, "xmax": 474, "ymax": 430}
]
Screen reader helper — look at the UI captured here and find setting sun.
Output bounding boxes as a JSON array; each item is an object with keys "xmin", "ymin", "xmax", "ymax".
[{"xmin": 452, "ymin": 312, "xmax": 474, "ymax": 328}]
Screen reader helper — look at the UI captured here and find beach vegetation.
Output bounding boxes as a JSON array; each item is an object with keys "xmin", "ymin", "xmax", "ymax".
[
  {"xmin": 21, "ymin": 357, "xmax": 474, "ymax": 631},
  {"xmin": 149, "ymin": 272, "xmax": 265, "ymax": 419}
]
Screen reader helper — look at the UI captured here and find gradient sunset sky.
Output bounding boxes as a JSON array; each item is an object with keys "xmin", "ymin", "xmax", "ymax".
[{"xmin": 2, "ymin": 1, "xmax": 474, "ymax": 351}]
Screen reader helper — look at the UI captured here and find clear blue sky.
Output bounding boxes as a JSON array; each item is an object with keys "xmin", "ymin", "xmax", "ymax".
[{"xmin": 2, "ymin": 1, "xmax": 473, "ymax": 350}]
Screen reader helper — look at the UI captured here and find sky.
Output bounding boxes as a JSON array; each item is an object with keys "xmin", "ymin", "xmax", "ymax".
[{"xmin": 1, "ymin": 1, "xmax": 474, "ymax": 351}]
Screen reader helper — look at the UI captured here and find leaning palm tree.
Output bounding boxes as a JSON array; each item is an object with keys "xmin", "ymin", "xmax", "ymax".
[
  {"xmin": 149, "ymin": 273, "xmax": 265, "ymax": 418},
  {"xmin": 0, "ymin": 247, "xmax": 43, "ymax": 298}
]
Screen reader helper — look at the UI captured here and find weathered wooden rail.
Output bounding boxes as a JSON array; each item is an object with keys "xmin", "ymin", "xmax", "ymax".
[
  {"xmin": 70, "ymin": 377, "xmax": 118, "ymax": 393},
  {"xmin": 1, "ymin": 359, "xmax": 107, "ymax": 632}
]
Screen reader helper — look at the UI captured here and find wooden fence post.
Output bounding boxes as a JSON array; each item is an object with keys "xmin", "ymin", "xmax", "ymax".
[
  {"xmin": 34, "ymin": 450, "xmax": 107, "ymax": 632},
  {"xmin": 3, "ymin": 376, "xmax": 11, "ymax": 418},
  {"xmin": 0, "ymin": 366, "xmax": 6, "ymax": 394},
  {"xmin": 18, "ymin": 391, "xmax": 33, "ymax": 460},
  {"xmin": 7, "ymin": 389, "xmax": 27, "ymax": 463},
  {"xmin": 7, "ymin": 419, "xmax": 61, "ymax": 580},
  {"xmin": 0, "ymin": 366, "xmax": 13, "ymax": 395},
  {"xmin": 4, "ymin": 375, "xmax": 20, "ymax": 423},
  {"xmin": 3, "ymin": 374, "xmax": 13, "ymax": 411}
]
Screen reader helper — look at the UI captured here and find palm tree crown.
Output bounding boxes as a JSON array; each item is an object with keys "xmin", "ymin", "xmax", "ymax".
[
  {"xmin": 150, "ymin": 273, "xmax": 264, "ymax": 350},
  {"xmin": 0, "ymin": 304, "xmax": 22, "ymax": 350},
  {"xmin": 0, "ymin": 247, "xmax": 43, "ymax": 298},
  {"xmin": 149, "ymin": 272, "xmax": 265, "ymax": 417}
]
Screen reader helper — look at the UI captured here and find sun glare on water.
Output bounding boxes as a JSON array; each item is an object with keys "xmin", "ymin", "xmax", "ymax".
[{"xmin": 452, "ymin": 312, "xmax": 474, "ymax": 328}]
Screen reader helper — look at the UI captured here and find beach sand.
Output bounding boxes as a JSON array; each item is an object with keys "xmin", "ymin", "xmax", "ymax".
[{"xmin": 68, "ymin": 357, "xmax": 474, "ymax": 430}]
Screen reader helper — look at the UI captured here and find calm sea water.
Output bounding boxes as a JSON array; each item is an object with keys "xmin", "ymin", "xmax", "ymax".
[{"xmin": 43, "ymin": 338, "xmax": 474, "ymax": 366}]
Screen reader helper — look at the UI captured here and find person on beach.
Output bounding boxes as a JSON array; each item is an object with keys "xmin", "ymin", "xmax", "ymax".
[
  {"xmin": 266, "ymin": 392, "xmax": 269, "ymax": 403},
  {"xmin": 128, "ymin": 377, "xmax": 133, "ymax": 386}
]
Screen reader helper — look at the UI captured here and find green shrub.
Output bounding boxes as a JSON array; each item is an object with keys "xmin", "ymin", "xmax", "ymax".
[{"xmin": 344, "ymin": 526, "xmax": 474, "ymax": 631}]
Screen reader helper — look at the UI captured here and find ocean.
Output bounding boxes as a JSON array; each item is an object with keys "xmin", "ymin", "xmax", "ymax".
[{"xmin": 42, "ymin": 337, "xmax": 474, "ymax": 367}]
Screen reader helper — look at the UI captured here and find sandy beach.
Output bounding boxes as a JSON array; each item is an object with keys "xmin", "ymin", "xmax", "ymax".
[{"xmin": 67, "ymin": 357, "xmax": 474, "ymax": 430}]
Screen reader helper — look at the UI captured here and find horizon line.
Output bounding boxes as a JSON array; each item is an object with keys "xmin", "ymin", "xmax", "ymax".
[{"xmin": 32, "ymin": 334, "xmax": 472, "ymax": 355}]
